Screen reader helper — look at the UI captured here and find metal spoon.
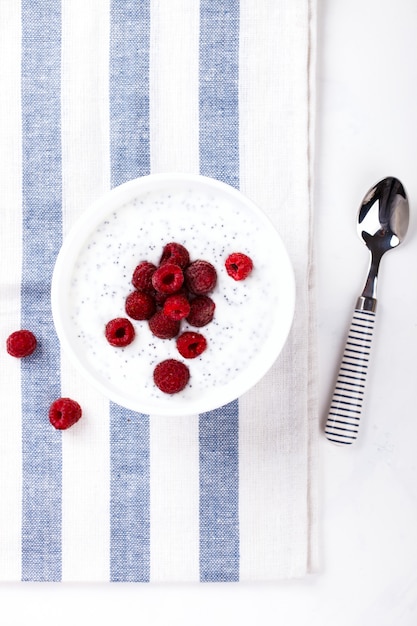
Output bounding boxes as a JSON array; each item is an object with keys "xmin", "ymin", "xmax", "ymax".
[{"xmin": 325, "ymin": 177, "xmax": 409, "ymax": 446}]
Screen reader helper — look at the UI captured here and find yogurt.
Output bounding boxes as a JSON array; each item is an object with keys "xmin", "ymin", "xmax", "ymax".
[{"xmin": 52, "ymin": 174, "xmax": 295, "ymax": 415}]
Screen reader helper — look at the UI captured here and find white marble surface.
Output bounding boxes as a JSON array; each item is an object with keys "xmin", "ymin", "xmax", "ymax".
[{"xmin": 2, "ymin": 0, "xmax": 417, "ymax": 623}]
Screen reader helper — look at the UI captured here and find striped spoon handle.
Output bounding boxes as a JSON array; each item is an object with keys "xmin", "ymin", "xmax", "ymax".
[{"xmin": 325, "ymin": 305, "xmax": 376, "ymax": 446}]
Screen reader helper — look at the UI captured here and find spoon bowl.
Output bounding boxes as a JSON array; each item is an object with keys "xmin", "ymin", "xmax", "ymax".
[
  {"xmin": 357, "ymin": 177, "xmax": 409, "ymax": 303},
  {"xmin": 325, "ymin": 177, "xmax": 409, "ymax": 445},
  {"xmin": 358, "ymin": 177, "xmax": 409, "ymax": 246}
]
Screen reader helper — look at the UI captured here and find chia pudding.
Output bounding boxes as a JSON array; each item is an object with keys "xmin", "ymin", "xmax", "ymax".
[{"xmin": 53, "ymin": 175, "xmax": 294, "ymax": 415}]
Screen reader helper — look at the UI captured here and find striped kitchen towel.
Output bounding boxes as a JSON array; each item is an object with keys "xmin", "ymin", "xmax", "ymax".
[{"xmin": 0, "ymin": 0, "xmax": 318, "ymax": 582}]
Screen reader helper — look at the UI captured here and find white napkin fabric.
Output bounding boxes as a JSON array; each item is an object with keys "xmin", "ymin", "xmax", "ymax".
[{"xmin": 0, "ymin": 0, "xmax": 318, "ymax": 582}]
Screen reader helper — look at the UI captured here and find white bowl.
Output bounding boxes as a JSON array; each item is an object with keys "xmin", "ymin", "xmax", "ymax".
[{"xmin": 51, "ymin": 173, "xmax": 295, "ymax": 416}]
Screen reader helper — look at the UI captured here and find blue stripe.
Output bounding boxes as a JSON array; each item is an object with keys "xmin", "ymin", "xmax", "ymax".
[
  {"xmin": 109, "ymin": 0, "xmax": 151, "ymax": 582},
  {"xmin": 199, "ymin": 0, "xmax": 240, "ymax": 582},
  {"xmin": 20, "ymin": 0, "xmax": 63, "ymax": 581},
  {"xmin": 109, "ymin": 404, "xmax": 150, "ymax": 582},
  {"xmin": 199, "ymin": 0, "xmax": 239, "ymax": 189},
  {"xmin": 199, "ymin": 402, "xmax": 240, "ymax": 582},
  {"xmin": 110, "ymin": 0, "xmax": 150, "ymax": 188}
]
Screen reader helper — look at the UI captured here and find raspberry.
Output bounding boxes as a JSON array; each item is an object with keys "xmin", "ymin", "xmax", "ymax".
[
  {"xmin": 125, "ymin": 290, "xmax": 156, "ymax": 320},
  {"xmin": 49, "ymin": 397, "xmax": 82, "ymax": 430},
  {"xmin": 148, "ymin": 310, "xmax": 180, "ymax": 339},
  {"xmin": 152, "ymin": 263, "xmax": 184, "ymax": 294},
  {"xmin": 163, "ymin": 294, "xmax": 191, "ymax": 321},
  {"xmin": 186, "ymin": 295, "xmax": 215, "ymax": 327},
  {"xmin": 225, "ymin": 252, "xmax": 253, "ymax": 280},
  {"xmin": 154, "ymin": 290, "xmax": 169, "ymax": 307},
  {"xmin": 105, "ymin": 317, "xmax": 135, "ymax": 347},
  {"xmin": 176, "ymin": 331, "xmax": 207, "ymax": 359},
  {"xmin": 155, "ymin": 286, "xmax": 188, "ymax": 308},
  {"xmin": 132, "ymin": 261, "xmax": 157, "ymax": 293},
  {"xmin": 6, "ymin": 329, "xmax": 37, "ymax": 358},
  {"xmin": 153, "ymin": 359, "xmax": 190, "ymax": 394},
  {"xmin": 159, "ymin": 242, "xmax": 190, "ymax": 268},
  {"xmin": 185, "ymin": 260, "xmax": 217, "ymax": 295}
]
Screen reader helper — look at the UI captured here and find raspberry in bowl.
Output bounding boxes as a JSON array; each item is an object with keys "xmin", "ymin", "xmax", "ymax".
[{"xmin": 51, "ymin": 173, "xmax": 295, "ymax": 416}]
